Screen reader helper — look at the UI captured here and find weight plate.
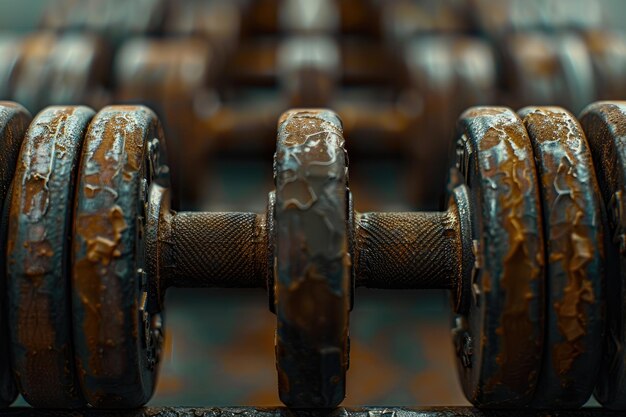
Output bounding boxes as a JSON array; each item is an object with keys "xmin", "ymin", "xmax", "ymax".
[
  {"xmin": 0, "ymin": 36, "xmax": 21, "ymax": 99},
  {"xmin": 579, "ymin": 101, "xmax": 626, "ymax": 409},
  {"xmin": 46, "ymin": 35, "xmax": 108, "ymax": 108},
  {"xmin": 584, "ymin": 30, "xmax": 626, "ymax": 102},
  {"xmin": 273, "ymin": 109, "xmax": 350, "ymax": 408},
  {"xmin": 502, "ymin": 33, "xmax": 594, "ymax": 112},
  {"xmin": 451, "ymin": 107, "xmax": 545, "ymax": 406},
  {"xmin": 0, "ymin": 102, "xmax": 31, "ymax": 408},
  {"xmin": 552, "ymin": 34, "xmax": 595, "ymax": 114},
  {"xmin": 72, "ymin": 106, "xmax": 166, "ymax": 407},
  {"xmin": 7, "ymin": 106, "xmax": 94, "ymax": 408},
  {"xmin": 519, "ymin": 107, "xmax": 605, "ymax": 408}
]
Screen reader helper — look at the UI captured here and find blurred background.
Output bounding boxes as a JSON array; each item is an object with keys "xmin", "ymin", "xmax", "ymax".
[{"xmin": 1, "ymin": 0, "xmax": 626, "ymax": 406}]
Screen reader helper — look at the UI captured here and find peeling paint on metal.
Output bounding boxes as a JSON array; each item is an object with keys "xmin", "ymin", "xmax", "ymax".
[{"xmin": 273, "ymin": 109, "xmax": 350, "ymax": 408}]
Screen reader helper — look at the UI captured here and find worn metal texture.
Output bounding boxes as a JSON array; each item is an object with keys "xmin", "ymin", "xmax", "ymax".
[
  {"xmin": 0, "ymin": 36, "xmax": 21, "ymax": 99},
  {"xmin": 354, "ymin": 211, "xmax": 460, "ymax": 290},
  {"xmin": 6, "ymin": 106, "xmax": 94, "ymax": 408},
  {"xmin": 579, "ymin": 101, "xmax": 626, "ymax": 409},
  {"xmin": 451, "ymin": 107, "xmax": 545, "ymax": 406},
  {"xmin": 274, "ymin": 109, "xmax": 350, "ymax": 407},
  {"xmin": 277, "ymin": 36, "xmax": 339, "ymax": 107},
  {"xmin": 161, "ymin": 211, "xmax": 268, "ymax": 290},
  {"xmin": 71, "ymin": 106, "xmax": 167, "ymax": 407},
  {"xmin": 145, "ymin": 183, "xmax": 168, "ymax": 314},
  {"xmin": 520, "ymin": 107, "xmax": 605, "ymax": 408},
  {"xmin": 0, "ymin": 102, "xmax": 31, "ymax": 408},
  {"xmin": 1, "ymin": 406, "xmax": 626, "ymax": 417}
]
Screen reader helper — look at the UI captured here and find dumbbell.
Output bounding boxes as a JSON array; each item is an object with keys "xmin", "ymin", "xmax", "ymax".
[
  {"xmin": 1, "ymin": 99, "xmax": 626, "ymax": 410},
  {"xmin": 10, "ymin": 26, "xmax": 623, "ymax": 213},
  {"xmin": 0, "ymin": 32, "xmax": 111, "ymax": 113},
  {"xmin": 0, "ymin": 103, "xmax": 351, "ymax": 409},
  {"xmin": 113, "ymin": 35, "xmax": 416, "ymax": 156}
]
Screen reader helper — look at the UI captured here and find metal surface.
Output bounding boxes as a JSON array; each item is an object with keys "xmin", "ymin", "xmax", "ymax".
[
  {"xmin": 160, "ymin": 211, "xmax": 268, "ymax": 290},
  {"xmin": 353, "ymin": 211, "xmax": 460, "ymax": 290},
  {"xmin": 273, "ymin": 109, "xmax": 350, "ymax": 407},
  {"xmin": 520, "ymin": 107, "xmax": 605, "ymax": 407},
  {"xmin": 579, "ymin": 101, "xmax": 626, "ymax": 409},
  {"xmin": 451, "ymin": 107, "xmax": 545, "ymax": 406},
  {"xmin": 7, "ymin": 106, "xmax": 94, "ymax": 408},
  {"xmin": 71, "ymin": 106, "xmax": 166, "ymax": 407},
  {"xmin": 0, "ymin": 102, "xmax": 31, "ymax": 407}
]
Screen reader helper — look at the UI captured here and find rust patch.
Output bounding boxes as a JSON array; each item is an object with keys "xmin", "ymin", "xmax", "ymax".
[
  {"xmin": 83, "ymin": 206, "xmax": 127, "ymax": 264},
  {"xmin": 281, "ymin": 268, "xmax": 345, "ymax": 344}
]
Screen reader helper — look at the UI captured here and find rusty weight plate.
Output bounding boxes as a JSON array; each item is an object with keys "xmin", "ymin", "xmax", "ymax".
[
  {"xmin": 71, "ymin": 106, "xmax": 166, "ymax": 408},
  {"xmin": 579, "ymin": 101, "xmax": 626, "ymax": 409},
  {"xmin": 0, "ymin": 102, "xmax": 31, "ymax": 407},
  {"xmin": 519, "ymin": 107, "xmax": 605, "ymax": 407},
  {"xmin": 273, "ymin": 110, "xmax": 351, "ymax": 408},
  {"xmin": 7, "ymin": 106, "xmax": 94, "ymax": 408},
  {"xmin": 451, "ymin": 107, "xmax": 545, "ymax": 407}
]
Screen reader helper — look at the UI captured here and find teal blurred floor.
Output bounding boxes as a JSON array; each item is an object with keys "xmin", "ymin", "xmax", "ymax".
[{"xmin": 152, "ymin": 288, "xmax": 467, "ymax": 406}]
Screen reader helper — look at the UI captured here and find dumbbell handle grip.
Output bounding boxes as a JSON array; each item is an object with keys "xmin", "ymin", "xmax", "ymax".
[
  {"xmin": 158, "ymin": 209, "xmax": 462, "ymax": 294},
  {"xmin": 354, "ymin": 211, "xmax": 461, "ymax": 290},
  {"xmin": 160, "ymin": 211, "xmax": 270, "ymax": 290}
]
